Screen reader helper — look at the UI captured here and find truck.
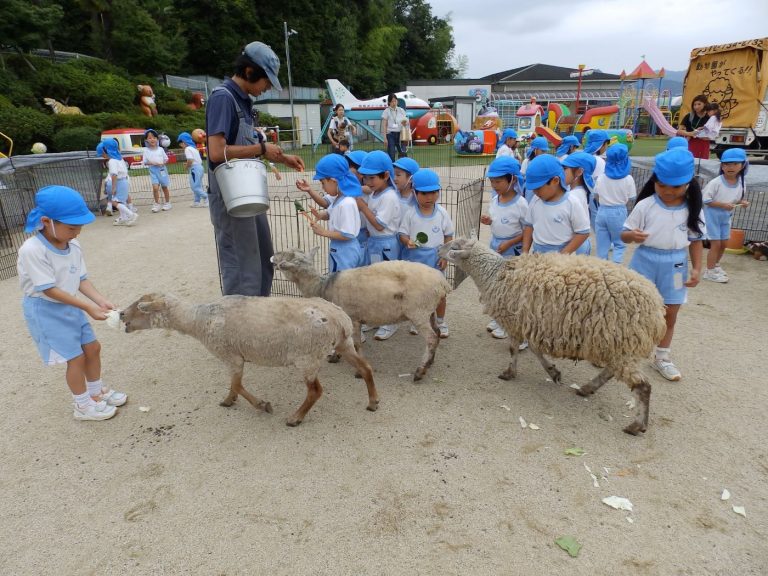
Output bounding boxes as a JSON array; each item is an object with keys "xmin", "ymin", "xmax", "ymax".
[{"xmin": 681, "ymin": 38, "xmax": 768, "ymax": 161}]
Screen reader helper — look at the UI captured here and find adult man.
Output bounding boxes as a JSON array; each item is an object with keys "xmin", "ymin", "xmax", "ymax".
[{"xmin": 206, "ymin": 42, "xmax": 305, "ymax": 296}]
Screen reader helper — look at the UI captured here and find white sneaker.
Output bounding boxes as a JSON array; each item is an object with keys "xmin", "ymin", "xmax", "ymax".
[
  {"xmin": 374, "ymin": 325, "xmax": 398, "ymax": 340},
  {"xmin": 162, "ymin": 202, "xmax": 172, "ymax": 211},
  {"xmin": 361, "ymin": 324, "xmax": 374, "ymax": 332},
  {"xmin": 487, "ymin": 319, "xmax": 499, "ymax": 332},
  {"xmin": 100, "ymin": 388, "xmax": 128, "ymax": 407},
  {"xmin": 113, "ymin": 217, "xmax": 128, "ymax": 226},
  {"xmin": 151, "ymin": 203, "xmax": 161, "ymax": 213},
  {"xmin": 129, "ymin": 204, "xmax": 138, "ymax": 213},
  {"xmin": 437, "ymin": 321, "xmax": 449, "ymax": 338},
  {"xmin": 491, "ymin": 326, "xmax": 508, "ymax": 339},
  {"xmin": 201, "ymin": 199, "xmax": 209, "ymax": 207},
  {"xmin": 518, "ymin": 340, "xmax": 529, "ymax": 351},
  {"xmin": 74, "ymin": 401, "xmax": 116, "ymax": 421},
  {"xmin": 190, "ymin": 201, "xmax": 201, "ymax": 208},
  {"xmin": 409, "ymin": 324, "xmax": 419, "ymax": 335},
  {"xmin": 105, "ymin": 207, "xmax": 113, "ymax": 216},
  {"xmin": 360, "ymin": 329, "xmax": 367, "ymax": 344},
  {"xmin": 714, "ymin": 265, "xmax": 728, "ymax": 280},
  {"xmin": 652, "ymin": 358, "xmax": 682, "ymax": 381},
  {"xmin": 125, "ymin": 212, "xmax": 139, "ymax": 227},
  {"xmin": 703, "ymin": 269, "xmax": 727, "ymax": 283}
]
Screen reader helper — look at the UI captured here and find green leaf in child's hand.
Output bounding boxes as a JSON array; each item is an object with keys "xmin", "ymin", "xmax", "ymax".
[
  {"xmin": 294, "ymin": 199, "xmax": 306, "ymax": 212},
  {"xmin": 555, "ymin": 535, "xmax": 582, "ymax": 557},
  {"xmin": 415, "ymin": 232, "xmax": 429, "ymax": 246}
]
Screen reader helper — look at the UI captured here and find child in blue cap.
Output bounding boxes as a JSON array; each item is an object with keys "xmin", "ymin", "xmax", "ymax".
[
  {"xmin": 521, "ymin": 136, "xmax": 550, "ymax": 201},
  {"xmin": 622, "ymin": 148, "xmax": 705, "ymax": 381},
  {"xmin": 556, "ymin": 135, "xmax": 580, "ymax": 161},
  {"xmin": 345, "ymin": 150, "xmax": 372, "ymax": 266},
  {"xmin": 561, "ymin": 151, "xmax": 596, "ymax": 254},
  {"xmin": 594, "ymin": 143, "xmax": 636, "ymax": 262},
  {"xmin": 481, "ymin": 156, "xmax": 529, "ymax": 341},
  {"xmin": 496, "ymin": 128, "xmax": 520, "ymax": 160},
  {"xmin": 702, "ymin": 147, "xmax": 750, "ymax": 282},
  {"xmin": 100, "ymin": 139, "xmax": 138, "ymax": 226},
  {"xmin": 17, "ymin": 186, "xmax": 127, "ymax": 421},
  {"xmin": 357, "ymin": 150, "xmax": 402, "ymax": 340},
  {"xmin": 393, "ymin": 157, "xmax": 420, "ymax": 212},
  {"xmin": 398, "ymin": 169, "xmax": 454, "ymax": 338},
  {"xmin": 143, "ymin": 129, "xmax": 172, "ymax": 212},
  {"xmin": 666, "ymin": 136, "xmax": 689, "ymax": 151},
  {"xmin": 521, "ymin": 155, "xmax": 591, "ymax": 256},
  {"xmin": 177, "ymin": 132, "xmax": 208, "ymax": 207}
]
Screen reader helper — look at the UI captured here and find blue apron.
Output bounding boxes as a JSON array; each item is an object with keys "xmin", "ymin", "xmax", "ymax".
[
  {"xmin": 367, "ymin": 234, "xmax": 400, "ymax": 263},
  {"xmin": 403, "ymin": 246, "xmax": 439, "ymax": 269},
  {"xmin": 490, "ymin": 235, "xmax": 522, "ymax": 258},
  {"xmin": 533, "ymin": 239, "xmax": 591, "ymax": 255},
  {"xmin": 357, "ymin": 228, "xmax": 370, "ymax": 266},
  {"xmin": 329, "ymin": 238, "xmax": 363, "ymax": 272}
]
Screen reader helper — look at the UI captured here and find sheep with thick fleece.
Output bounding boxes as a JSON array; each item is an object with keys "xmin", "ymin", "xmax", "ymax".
[
  {"xmin": 438, "ymin": 238, "xmax": 666, "ymax": 435},
  {"xmin": 270, "ymin": 247, "xmax": 451, "ymax": 381},
  {"xmin": 121, "ymin": 293, "xmax": 379, "ymax": 426}
]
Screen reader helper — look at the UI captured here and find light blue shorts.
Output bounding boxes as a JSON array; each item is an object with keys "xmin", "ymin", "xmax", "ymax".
[
  {"xmin": 113, "ymin": 178, "xmax": 130, "ymax": 204},
  {"xmin": 149, "ymin": 165, "xmax": 170, "ymax": 187},
  {"xmin": 532, "ymin": 238, "xmax": 591, "ymax": 255},
  {"xmin": 629, "ymin": 245, "xmax": 688, "ymax": 305},
  {"xmin": 23, "ymin": 297, "xmax": 97, "ymax": 365},
  {"xmin": 704, "ymin": 206, "xmax": 732, "ymax": 240},
  {"xmin": 491, "ymin": 235, "xmax": 522, "ymax": 258}
]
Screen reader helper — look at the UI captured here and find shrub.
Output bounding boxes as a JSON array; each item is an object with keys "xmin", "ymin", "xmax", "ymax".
[
  {"xmin": 80, "ymin": 73, "xmax": 135, "ymax": 112},
  {"xmin": 0, "ymin": 106, "xmax": 55, "ymax": 151},
  {"xmin": 0, "ymin": 69, "xmax": 39, "ymax": 108},
  {"xmin": 51, "ymin": 126, "xmax": 102, "ymax": 152}
]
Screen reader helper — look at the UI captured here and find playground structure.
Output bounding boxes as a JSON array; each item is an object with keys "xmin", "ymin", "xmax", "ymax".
[
  {"xmin": 410, "ymin": 108, "xmax": 459, "ymax": 145},
  {"xmin": 616, "ymin": 59, "xmax": 673, "ymax": 135},
  {"xmin": 0, "ymin": 132, "xmax": 12, "ymax": 158}
]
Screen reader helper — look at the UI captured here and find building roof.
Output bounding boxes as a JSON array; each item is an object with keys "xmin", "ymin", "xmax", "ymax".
[
  {"xmin": 623, "ymin": 60, "xmax": 665, "ymax": 80},
  {"xmin": 479, "ymin": 63, "xmax": 622, "ymax": 83}
]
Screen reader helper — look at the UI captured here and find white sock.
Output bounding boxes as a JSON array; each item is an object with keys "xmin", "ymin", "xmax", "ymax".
[
  {"xmin": 87, "ymin": 379, "xmax": 103, "ymax": 397},
  {"xmin": 436, "ymin": 316, "xmax": 445, "ymax": 324},
  {"xmin": 655, "ymin": 347, "xmax": 671, "ymax": 361},
  {"xmin": 73, "ymin": 391, "xmax": 92, "ymax": 407},
  {"xmin": 117, "ymin": 203, "xmax": 133, "ymax": 220}
]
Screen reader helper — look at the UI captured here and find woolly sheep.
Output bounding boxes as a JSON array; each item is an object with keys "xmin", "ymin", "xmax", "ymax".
[
  {"xmin": 270, "ymin": 247, "xmax": 452, "ymax": 381},
  {"xmin": 121, "ymin": 293, "xmax": 379, "ymax": 426},
  {"xmin": 438, "ymin": 238, "xmax": 666, "ymax": 435}
]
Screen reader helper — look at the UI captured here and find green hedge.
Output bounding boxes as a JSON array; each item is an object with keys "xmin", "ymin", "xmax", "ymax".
[
  {"xmin": 51, "ymin": 126, "xmax": 102, "ymax": 152},
  {"xmin": 0, "ymin": 106, "xmax": 55, "ymax": 152}
]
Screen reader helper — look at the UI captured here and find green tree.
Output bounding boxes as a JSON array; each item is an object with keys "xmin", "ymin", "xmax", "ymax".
[{"xmin": 0, "ymin": 0, "xmax": 64, "ymax": 71}]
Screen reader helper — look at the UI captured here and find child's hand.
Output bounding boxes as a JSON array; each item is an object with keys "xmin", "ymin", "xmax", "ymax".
[
  {"xmin": 685, "ymin": 268, "xmax": 701, "ymax": 288},
  {"xmin": 480, "ymin": 214, "xmax": 492, "ymax": 225},
  {"xmin": 626, "ymin": 228, "xmax": 649, "ymax": 243},
  {"xmin": 296, "ymin": 179, "xmax": 311, "ymax": 193},
  {"xmin": 724, "ymin": 202, "xmax": 735, "ymax": 211},
  {"xmin": 309, "ymin": 220, "xmax": 324, "ymax": 236},
  {"xmin": 86, "ymin": 303, "xmax": 108, "ymax": 321},
  {"xmin": 361, "ymin": 185, "xmax": 373, "ymax": 195},
  {"xmin": 437, "ymin": 258, "xmax": 448, "ymax": 271},
  {"xmin": 99, "ymin": 300, "xmax": 116, "ymax": 312},
  {"xmin": 310, "ymin": 207, "xmax": 321, "ymax": 220},
  {"xmin": 738, "ymin": 200, "xmax": 750, "ymax": 208},
  {"xmin": 405, "ymin": 239, "xmax": 417, "ymax": 249}
]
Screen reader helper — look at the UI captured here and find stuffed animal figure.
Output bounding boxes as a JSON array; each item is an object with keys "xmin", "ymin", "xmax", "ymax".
[
  {"xmin": 187, "ymin": 92, "xmax": 205, "ymax": 110},
  {"xmin": 138, "ymin": 85, "xmax": 158, "ymax": 117},
  {"xmin": 43, "ymin": 98, "xmax": 83, "ymax": 115}
]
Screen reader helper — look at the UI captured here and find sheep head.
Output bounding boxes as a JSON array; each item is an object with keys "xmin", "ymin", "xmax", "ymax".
[
  {"xmin": 121, "ymin": 292, "xmax": 176, "ymax": 333},
  {"xmin": 271, "ymin": 246, "xmax": 320, "ymax": 278},
  {"xmin": 438, "ymin": 237, "xmax": 477, "ymax": 265}
]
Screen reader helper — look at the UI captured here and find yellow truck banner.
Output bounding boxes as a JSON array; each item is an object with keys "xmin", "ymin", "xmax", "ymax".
[{"xmin": 681, "ymin": 38, "xmax": 768, "ymax": 128}]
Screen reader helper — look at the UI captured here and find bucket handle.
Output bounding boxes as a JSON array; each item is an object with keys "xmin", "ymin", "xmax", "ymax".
[{"xmin": 223, "ymin": 145, "xmax": 233, "ymax": 168}]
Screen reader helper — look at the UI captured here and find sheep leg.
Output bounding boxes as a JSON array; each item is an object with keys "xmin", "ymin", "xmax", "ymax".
[
  {"xmin": 623, "ymin": 371, "xmax": 651, "ymax": 436},
  {"xmin": 351, "ymin": 321, "xmax": 367, "ymax": 379},
  {"xmin": 236, "ymin": 383, "xmax": 273, "ymax": 414},
  {"xmin": 413, "ymin": 314, "xmax": 439, "ymax": 382},
  {"xmin": 498, "ymin": 337, "xmax": 522, "ymax": 380},
  {"xmin": 220, "ymin": 365, "xmax": 244, "ymax": 407},
  {"xmin": 530, "ymin": 349, "xmax": 561, "ymax": 384},
  {"xmin": 287, "ymin": 374, "xmax": 323, "ymax": 427},
  {"xmin": 338, "ymin": 341, "xmax": 379, "ymax": 412},
  {"xmin": 576, "ymin": 368, "xmax": 614, "ymax": 397}
]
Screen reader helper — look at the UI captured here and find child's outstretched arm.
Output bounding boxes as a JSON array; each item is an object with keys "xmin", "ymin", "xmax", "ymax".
[
  {"xmin": 43, "ymin": 286, "xmax": 109, "ymax": 321},
  {"xmin": 355, "ymin": 197, "xmax": 386, "ymax": 231},
  {"xmin": 296, "ymin": 179, "xmax": 329, "ymax": 208},
  {"xmin": 79, "ymin": 279, "xmax": 116, "ymax": 311}
]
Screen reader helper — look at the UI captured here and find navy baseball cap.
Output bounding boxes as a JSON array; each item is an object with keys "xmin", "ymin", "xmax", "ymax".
[{"xmin": 243, "ymin": 42, "xmax": 282, "ymax": 91}]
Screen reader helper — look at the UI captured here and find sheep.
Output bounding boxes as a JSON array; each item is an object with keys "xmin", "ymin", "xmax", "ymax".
[
  {"xmin": 270, "ymin": 247, "xmax": 452, "ymax": 381},
  {"xmin": 438, "ymin": 238, "xmax": 667, "ymax": 435},
  {"xmin": 120, "ymin": 292, "xmax": 379, "ymax": 426}
]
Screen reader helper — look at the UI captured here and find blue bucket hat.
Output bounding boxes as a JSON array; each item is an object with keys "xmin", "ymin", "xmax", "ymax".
[
  {"xmin": 720, "ymin": 147, "xmax": 749, "ymax": 176},
  {"xmin": 25, "ymin": 185, "xmax": 95, "ymax": 233},
  {"xmin": 561, "ymin": 152, "xmax": 596, "ymax": 193},
  {"xmin": 411, "ymin": 169, "xmax": 441, "ymax": 192},
  {"xmin": 487, "ymin": 156, "xmax": 522, "ymax": 178},
  {"xmin": 177, "ymin": 131, "xmax": 195, "ymax": 147},
  {"xmin": 102, "ymin": 138, "xmax": 122, "ymax": 161},
  {"xmin": 605, "ymin": 144, "xmax": 631, "ymax": 179},
  {"xmin": 243, "ymin": 41, "xmax": 282, "ymax": 91},
  {"xmin": 345, "ymin": 150, "xmax": 368, "ymax": 169},
  {"xmin": 144, "ymin": 128, "xmax": 159, "ymax": 139},
  {"xmin": 393, "ymin": 157, "xmax": 420, "ymax": 175},
  {"xmin": 653, "ymin": 148, "xmax": 695, "ymax": 186},
  {"xmin": 583, "ymin": 130, "xmax": 610, "ymax": 154},
  {"xmin": 95, "ymin": 141, "xmax": 105, "ymax": 156},
  {"xmin": 501, "ymin": 128, "xmax": 518, "ymax": 142},
  {"xmin": 525, "ymin": 154, "xmax": 567, "ymax": 192},
  {"xmin": 556, "ymin": 135, "xmax": 580, "ymax": 157},
  {"xmin": 313, "ymin": 154, "xmax": 363, "ymax": 197},
  {"xmin": 526, "ymin": 136, "xmax": 549, "ymax": 159},
  {"xmin": 358, "ymin": 150, "xmax": 396, "ymax": 189},
  {"xmin": 666, "ymin": 136, "xmax": 688, "ymax": 150}
]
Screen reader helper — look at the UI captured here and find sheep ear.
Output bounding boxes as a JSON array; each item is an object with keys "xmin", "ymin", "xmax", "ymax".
[
  {"xmin": 309, "ymin": 246, "xmax": 320, "ymax": 261},
  {"xmin": 137, "ymin": 299, "xmax": 165, "ymax": 313}
]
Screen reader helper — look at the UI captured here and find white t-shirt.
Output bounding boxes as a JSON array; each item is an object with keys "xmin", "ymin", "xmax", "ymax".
[
  {"xmin": 595, "ymin": 175, "xmax": 636, "ymax": 206},
  {"xmin": 382, "ymin": 107, "xmax": 407, "ymax": 133},
  {"xmin": 142, "ymin": 146, "xmax": 168, "ymax": 166},
  {"xmin": 524, "ymin": 192, "xmax": 591, "ymax": 246},
  {"xmin": 328, "ymin": 195, "xmax": 361, "ymax": 238},
  {"xmin": 593, "ymin": 155, "xmax": 606, "ymax": 184},
  {"xmin": 569, "ymin": 185, "xmax": 589, "ymax": 210},
  {"xmin": 623, "ymin": 195, "xmax": 706, "ymax": 250},
  {"xmin": 696, "ymin": 116, "xmax": 722, "ymax": 140},
  {"xmin": 496, "ymin": 144, "xmax": 518, "ymax": 159},
  {"xmin": 17, "ymin": 235, "xmax": 87, "ymax": 300},
  {"xmin": 184, "ymin": 146, "xmax": 203, "ymax": 166},
  {"xmin": 488, "ymin": 193, "xmax": 528, "ymax": 239},
  {"xmin": 398, "ymin": 204, "xmax": 454, "ymax": 247},
  {"xmin": 365, "ymin": 187, "xmax": 400, "ymax": 236},
  {"xmin": 107, "ymin": 158, "xmax": 128, "ymax": 179},
  {"xmin": 703, "ymin": 175, "xmax": 744, "ymax": 205}
]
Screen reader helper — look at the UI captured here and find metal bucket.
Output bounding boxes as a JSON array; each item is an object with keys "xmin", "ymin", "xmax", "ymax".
[{"xmin": 213, "ymin": 157, "xmax": 269, "ymax": 217}]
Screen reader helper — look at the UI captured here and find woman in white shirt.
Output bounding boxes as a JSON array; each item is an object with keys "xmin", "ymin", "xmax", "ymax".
[{"xmin": 381, "ymin": 94, "xmax": 408, "ymax": 162}]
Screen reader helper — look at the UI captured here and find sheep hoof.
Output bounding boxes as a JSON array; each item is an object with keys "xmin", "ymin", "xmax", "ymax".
[
  {"xmin": 576, "ymin": 385, "xmax": 594, "ymax": 397},
  {"xmin": 367, "ymin": 400, "xmax": 379, "ymax": 412},
  {"xmin": 261, "ymin": 401, "xmax": 273, "ymax": 414},
  {"xmin": 354, "ymin": 371, "xmax": 362, "ymax": 379},
  {"xmin": 286, "ymin": 417, "xmax": 303, "ymax": 427},
  {"xmin": 413, "ymin": 369, "xmax": 426, "ymax": 382},
  {"xmin": 623, "ymin": 422, "xmax": 646, "ymax": 436},
  {"xmin": 327, "ymin": 353, "xmax": 341, "ymax": 364},
  {"xmin": 548, "ymin": 369, "xmax": 562, "ymax": 384},
  {"xmin": 498, "ymin": 370, "xmax": 515, "ymax": 381},
  {"xmin": 219, "ymin": 398, "xmax": 235, "ymax": 407}
]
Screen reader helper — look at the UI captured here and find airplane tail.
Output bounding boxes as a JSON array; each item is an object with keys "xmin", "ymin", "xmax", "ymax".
[{"xmin": 326, "ymin": 79, "xmax": 359, "ymax": 107}]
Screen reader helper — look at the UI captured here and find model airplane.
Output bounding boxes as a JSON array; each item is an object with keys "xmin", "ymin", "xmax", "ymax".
[{"xmin": 326, "ymin": 79, "xmax": 430, "ymax": 122}]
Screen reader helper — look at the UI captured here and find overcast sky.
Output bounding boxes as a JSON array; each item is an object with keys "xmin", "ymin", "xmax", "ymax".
[{"xmin": 428, "ymin": 0, "xmax": 768, "ymax": 77}]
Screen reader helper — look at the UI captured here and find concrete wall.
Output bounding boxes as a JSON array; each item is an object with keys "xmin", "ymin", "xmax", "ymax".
[
  {"xmin": 253, "ymin": 102, "xmax": 322, "ymax": 147},
  {"xmin": 406, "ymin": 83, "xmax": 492, "ymax": 102}
]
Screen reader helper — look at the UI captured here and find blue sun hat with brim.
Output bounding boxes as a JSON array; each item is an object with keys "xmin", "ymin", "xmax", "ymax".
[
  {"xmin": 95, "ymin": 141, "xmax": 105, "ymax": 156},
  {"xmin": 666, "ymin": 136, "xmax": 688, "ymax": 150},
  {"xmin": 720, "ymin": 147, "xmax": 749, "ymax": 176},
  {"xmin": 583, "ymin": 129, "xmax": 611, "ymax": 154},
  {"xmin": 556, "ymin": 135, "xmax": 580, "ymax": 157},
  {"xmin": 561, "ymin": 152, "xmax": 596, "ymax": 193},
  {"xmin": 604, "ymin": 144, "xmax": 632, "ymax": 179},
  {"xmin": 313, "ymin": 154, "xmax": 362, "ymax": 197},
  {"xmin": 411, "ymin": 169, "xmax": 441, "ymax": 193},
  {"xmin": 177, "ymin": 131, "xmax": 195, "ymax": 147},
  {"xmin": 526, "ymin": 136, "xmax": 549, "ymax": 159},
  {"xmin": 358, "ymin": 150, "xmax": 396, "ymax": 189},
  {"xmin": 653, "ymin": 148, "xmax": 695, "ymax": 186},
  {"xmin": 525, "ymin": 154, "xmax": 567, "ymax": 192},
  {"xmin": 345, "ymin": 150, "xmax": 368, "ymax": 169},
  {"xmin": 487, "ymin": 156, "xmax": 522, "ymax": 179},
  {"xmin": 393, "ymin": 157, "xmax": 420, "ymax": 175},
  {"xmin": 25, "ymin": 185, "xmax": 95, "ymax": 233},
  {"xmin": 102, "ymin": 138, "xmax": 122, "ymax": 161},
  {"xmin": 501, "ymin": 128, "xmax": 518, "ymax": 142}
]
